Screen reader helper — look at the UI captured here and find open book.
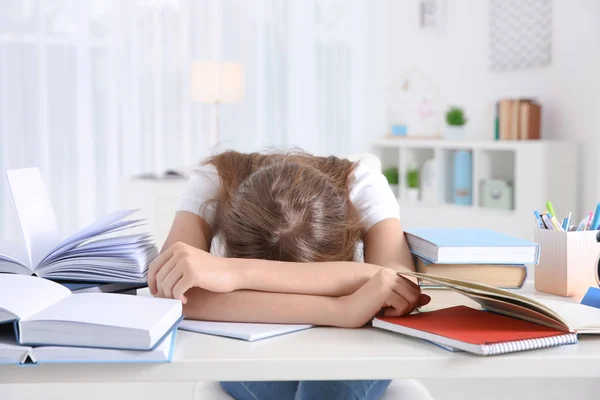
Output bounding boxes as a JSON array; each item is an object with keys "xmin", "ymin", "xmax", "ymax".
[
  {"xmin": 0, "ymin": 167, "xmax": 157, "ymax": 283},
  {"xmin": 0, "ymin": 327, "xmax": 176, "ymax": 365},
  {"xmin": 0, "ymin": 274, "xmax": 182, "ymax": 351},
  {"xmin": 396, "ymin": 271, "xmax": 600, "ymax": 334}
]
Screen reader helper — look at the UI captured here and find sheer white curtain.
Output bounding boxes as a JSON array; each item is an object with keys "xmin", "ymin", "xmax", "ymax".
[{"xmin": 0, "ymin": 0, "xmax": 386, "ymax": 239}]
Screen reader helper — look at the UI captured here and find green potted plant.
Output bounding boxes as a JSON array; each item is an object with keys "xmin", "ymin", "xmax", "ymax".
[
  {"xmin": 383, "ymin": 166, "xmax": 399, "ymax": 197},
  {"xmin": 445, "ymin": 106, "xmax": 467, "ymax": 140},
  {"xmin": 406, "ymin": 163, "xmax": 420, "ymax": 202}
]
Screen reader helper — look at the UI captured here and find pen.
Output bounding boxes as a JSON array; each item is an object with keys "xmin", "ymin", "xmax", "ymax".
[
  {"xmin": 590, "ymin": 204, "xmax": 600, "ymax": 230},
  {"xmin": 546, "ymin": 201, "xmax": 556, "ymax": 218},
  {"xmin": 533, "ymin": 210, "xmax": 545, "ymax": 228}
]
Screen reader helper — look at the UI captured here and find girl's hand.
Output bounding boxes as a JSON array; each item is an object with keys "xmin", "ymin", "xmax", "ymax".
[
  {"xmin": 335, "ymin": 268, "xmax": 431, "ymax": 328},
  {"xmin": 148, "ymin": 242, "xmax": 239, "ymax": 303}
]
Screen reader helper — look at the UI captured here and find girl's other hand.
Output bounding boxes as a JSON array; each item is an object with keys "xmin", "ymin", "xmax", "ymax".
[
  {"xmin": 335, "ymin": 268, "xmax": 430, "ymax": 328},
  {"xmin": 148, "ymin": 242, "xmax": 238, "ymax": 303}
]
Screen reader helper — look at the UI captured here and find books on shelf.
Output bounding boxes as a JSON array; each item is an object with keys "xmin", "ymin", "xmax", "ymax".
[
  {"xmin": 404, "ymin": 228, "xmax": 540, "ymax": 264},
  {"xmin": 0, "ymin": 327, "xmax": 176, "ymax": 365},
  {"xmin": 0, "ymin": 167, "xmax": 157, "ymax": 283},
  {"xmin": 0, "ymin": 274, "xmax": 182, "ymax": 351},
  {"xmin": 496, "ymin": 98, "xmax": 541, "ymax": 141},
  {"xmin": 414, "ymin": 256, "xmax": 527, "ymax": 289},
  {"xmin": 178, "ymin": 320, "xmax": 313, "ymax": 342}
]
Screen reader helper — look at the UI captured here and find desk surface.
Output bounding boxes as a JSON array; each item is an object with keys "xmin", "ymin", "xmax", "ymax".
[{"xmin": 3, "ymin": 285, "xmax": 600, "ymax": 384}]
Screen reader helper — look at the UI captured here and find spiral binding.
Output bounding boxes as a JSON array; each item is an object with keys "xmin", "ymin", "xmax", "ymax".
[{"xmin": 482, "ymin": 333, "xmax": 578, "ymax": 356}]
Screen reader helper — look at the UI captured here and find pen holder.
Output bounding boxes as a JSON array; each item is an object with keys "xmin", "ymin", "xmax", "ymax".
[{"xmin": 534, "ymin": 228, "xmax": 600, "ymax": 297}]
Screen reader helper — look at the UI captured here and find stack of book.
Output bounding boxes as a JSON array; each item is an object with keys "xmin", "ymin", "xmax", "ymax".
[
  {"xmin": 494, "ymin": 98, "xmax": 542, "ymax": 140},
  {"xmin": 405, "ymin": 228, "xmax": 539, "ymax": 290},
  {"xmin": 0, "ymin": 167, "xmax": 184, "ymax": 365},
  {"xmin": 0, "ymin": 274, "xmax": 182, "ymax": 365}
]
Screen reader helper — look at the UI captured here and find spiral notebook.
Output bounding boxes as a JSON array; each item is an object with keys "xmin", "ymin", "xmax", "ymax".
[{"xmin": 373, "ymin": 306, "xmax": 577, "ymax": 356}]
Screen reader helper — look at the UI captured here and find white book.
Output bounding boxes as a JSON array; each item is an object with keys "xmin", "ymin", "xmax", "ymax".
[
  {"xmin": 0, "ymin": 274, "xmax": 182, "ymax": 350},
  {"xmin": 0, "ymin": 330, "xmax": 176, "ymax": 365},
  {"xmin": 0, "ymin": 167, "xmax": 157, "ymax": 283},
  {"xmin": 178, "ymin": 320, "xmax": 312, "ymax": 342}
]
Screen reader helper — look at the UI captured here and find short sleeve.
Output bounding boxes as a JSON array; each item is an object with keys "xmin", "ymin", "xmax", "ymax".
[
  {"xmin": 175, "ymin": 164, "xmax": 220, "ymax": 228},
  {"xmin": 350, "ymin": 161, "xmax": 400, "ymax": 231}
]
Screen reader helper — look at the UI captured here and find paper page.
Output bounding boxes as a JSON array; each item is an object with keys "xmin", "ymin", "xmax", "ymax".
[
  {"xmin": 0, "ymin": 275, "xmax": 71, "ymax": 322},
  {"xmin": 534, "ymin": 298, "xmax": 600, "ymax": 333},
  {"xmin": 5, "ymin": 168, "xmax": 61, "ymax": 268},
  {"xmin": 26, "ymin": 293, "xmax": 181, "ymax": 331},
  {"xmin": 178, "ymin": 320, "xmax": 313, "ymax": 341},
  {"xmin": 399, "ymin": 271, "xmax": 566, "ymax": 325}
]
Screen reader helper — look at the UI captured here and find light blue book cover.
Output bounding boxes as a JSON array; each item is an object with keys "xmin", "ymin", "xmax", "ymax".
[{"xmin": 405, "ymin": 228, "xmax": 540, "ymax": 264}]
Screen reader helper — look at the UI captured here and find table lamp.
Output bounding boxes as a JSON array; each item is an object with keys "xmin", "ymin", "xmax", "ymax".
[{"xmin": 190, "ymin": 61, "xmax": 245, "ymax": 150}]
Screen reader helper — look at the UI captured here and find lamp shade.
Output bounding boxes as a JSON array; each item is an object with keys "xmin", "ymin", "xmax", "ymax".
[{"xmin": 190, "ymin": 61, "xmax": 245, "ymax": 104}]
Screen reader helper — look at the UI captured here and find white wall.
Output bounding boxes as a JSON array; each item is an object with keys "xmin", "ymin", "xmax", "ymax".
[{"xmin": 385, "ymin": 0, "xmax": 600, "ymax": 213}]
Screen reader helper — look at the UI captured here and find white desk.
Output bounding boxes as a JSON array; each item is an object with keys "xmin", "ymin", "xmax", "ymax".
[{"xmin": 2, "ymin": 324, "xmax": 600, "ymax": 384}]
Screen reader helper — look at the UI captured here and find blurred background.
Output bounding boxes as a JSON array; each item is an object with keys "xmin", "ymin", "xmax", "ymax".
[{"xmin": 0, "ymin": 0, "xmax": 598, "ymax": 245}]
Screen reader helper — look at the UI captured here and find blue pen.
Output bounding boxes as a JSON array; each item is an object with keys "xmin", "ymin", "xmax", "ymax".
[
  {"xmin": 590, "ymin": 203, "xmax": 600, "ymax": 230},
  {"xmin": 533, "ymin": 210, "xmax": 545, "ymax": 228}
]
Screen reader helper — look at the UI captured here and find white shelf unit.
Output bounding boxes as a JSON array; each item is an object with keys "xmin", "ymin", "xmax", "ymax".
[{"xmin": 371, "ymin": 138, "xmax": 578, "ymax": 242}]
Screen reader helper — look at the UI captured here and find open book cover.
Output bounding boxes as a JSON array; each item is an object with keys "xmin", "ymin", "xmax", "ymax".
[
  {"xmin": 395, "ymin": 271, "xmax": 600, "ymax": 335},
  {"xmin": 0, "ymin": 167, "xmax": 158, "ymax": 283},
  {"xmin": 0, "ymin": 274, "xmax": 183, "ymax": 351},
  {"xmin": 0, "ymin": 327, "xmax": 176, "ymax": 365}
]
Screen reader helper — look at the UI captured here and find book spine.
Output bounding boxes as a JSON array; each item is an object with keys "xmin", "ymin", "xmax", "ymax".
[{"xmin": 482, "ymin": 333, "xmax": 578, "ymax": 356}]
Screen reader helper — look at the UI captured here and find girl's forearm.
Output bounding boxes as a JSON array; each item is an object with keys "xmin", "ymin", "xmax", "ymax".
[
  {"xmin": 183, "ymin": 288, "xmax": 345, "ymax": 326},
  {"xmin": 231, "ymin": 258, "xmax": 385, "ymax": 297}
]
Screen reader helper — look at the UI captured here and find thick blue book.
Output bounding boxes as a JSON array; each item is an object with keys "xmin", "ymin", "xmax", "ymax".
[{"xmin": 404, "ymin": 228, "xmax": 540, "ymax": 264}]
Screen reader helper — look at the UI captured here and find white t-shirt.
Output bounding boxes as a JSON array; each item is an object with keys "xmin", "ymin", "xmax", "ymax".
[{"xmin": 176, "ymin": 159, "xmax": 400, "ymax": 258}]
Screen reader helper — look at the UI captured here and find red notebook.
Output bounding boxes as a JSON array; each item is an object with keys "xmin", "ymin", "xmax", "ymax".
[{"xmin": 372, "ymin": 306, "xmax": 578, "ymax": 356}]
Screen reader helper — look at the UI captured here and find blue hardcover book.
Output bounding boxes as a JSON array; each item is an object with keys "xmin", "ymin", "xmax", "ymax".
[
  {"xmin": 0, "ymin": 274, "xmax": 182, "ymax": 352},
  {"xmin": 404, "ymin": 228, "xmax": 540, "ymax": 264},
  {"xmin": 0, "ymin": 328, "xmax": 176, "ymax": 365}
]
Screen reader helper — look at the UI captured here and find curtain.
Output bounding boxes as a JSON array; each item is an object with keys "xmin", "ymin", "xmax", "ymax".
[{"xmin": 0, "ymin": 0, "xmax": 386, "ymax": 239}]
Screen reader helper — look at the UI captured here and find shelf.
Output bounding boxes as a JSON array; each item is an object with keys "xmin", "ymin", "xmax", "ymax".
[
  {"xmin": 372, "ymin": 137, "xmax": 569, "ymax": 151},
  {"xmin": 397, "ymin": 198, "xmax": 516, "ymax": 216}
]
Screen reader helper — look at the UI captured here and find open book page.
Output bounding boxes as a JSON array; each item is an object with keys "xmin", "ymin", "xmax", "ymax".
[
  {"xmin": 5, "ymin": 168, "xmax": 61, "ymax": 268},
  {"xmin": 398, "ymin": 271, "xmax": 571, "ymax": 331},
  {"xmin": 0, "ymin": 275, "xmax": 71, "ymax": 323},
  {"xmin": 0, "ymin": 240, "xmax": 30, "ymax": 274},
  {"xmin": 534, "ymin": 298, "xmax": 600, "ymax": 333},
  {"xmin": 39, "ymin": 211, "xmax": 144, "ymax": 267},
  {"xmin": 0, "ymin": 327, "xmax": 31, "ymax": 364}
]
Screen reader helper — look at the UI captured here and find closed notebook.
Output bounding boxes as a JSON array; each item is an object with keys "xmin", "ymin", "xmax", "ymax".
[
  {"xmin": 373, "ymin": 306, "xmax": 577, "ymax": 356},
  {"xmin": 178, "ymin": 320, "xmax": 312, "ymax": 342},
  {"xmin": 404, "ymin": 228, "xmax": 540, "ymax": 264}
]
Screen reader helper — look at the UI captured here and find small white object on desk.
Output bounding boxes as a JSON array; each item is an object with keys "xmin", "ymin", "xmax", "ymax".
[{"xmin": 178, "ymin": 320, "xmax": 312, "ymax": 342}]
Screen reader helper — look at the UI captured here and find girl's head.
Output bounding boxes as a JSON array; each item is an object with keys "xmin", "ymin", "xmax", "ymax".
[{"xmin": 206, "ymin": 150, "xmax": 363, "ymax": 262}]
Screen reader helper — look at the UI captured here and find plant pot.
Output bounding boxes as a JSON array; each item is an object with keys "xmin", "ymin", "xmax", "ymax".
[
  {"xmin": 407, "ymin": 188, "xmax": 419, "ymax": 202},
  {"xmin": 445, "ymin": 125, "xmax": 466, "ymax": 140}
]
